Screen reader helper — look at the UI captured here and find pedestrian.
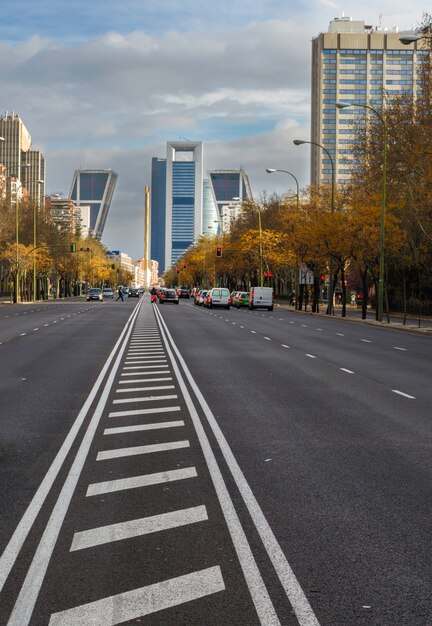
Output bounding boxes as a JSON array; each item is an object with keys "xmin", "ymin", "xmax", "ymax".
[{"xmin": 116, "ymin": 286, "xmax": 124, "ymax": 301}]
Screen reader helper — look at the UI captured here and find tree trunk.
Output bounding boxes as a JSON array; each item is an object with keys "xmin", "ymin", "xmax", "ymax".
[
  {"xmin": 341, "ymin": 266, "xmax": 346, "ymax": 318},
  {"xmin": 361, "ymin": 270, "xmax": 368, "ymax": 320}
]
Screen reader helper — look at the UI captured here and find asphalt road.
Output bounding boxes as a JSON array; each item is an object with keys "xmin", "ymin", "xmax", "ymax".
[{"xmin": 0, "ymin": 295, "xmax": 431, "ymax": 625}]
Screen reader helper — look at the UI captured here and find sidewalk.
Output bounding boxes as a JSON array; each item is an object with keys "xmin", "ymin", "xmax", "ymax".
[{"xmin": 274, "ymin": 300, "xmax": 432, "ymax": 336}]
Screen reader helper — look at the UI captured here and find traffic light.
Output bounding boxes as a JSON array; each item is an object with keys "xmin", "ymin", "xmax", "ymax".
[
  {"xmin": 216, "ymin": 247, "xmax": 222, "ymax": 257},
  {"xmin": 183, "ymin": 264, "xmax": 187, "ymax": 269},
  {"xmin": 70, "ymin": 243, "xmax": 76, "ymax": 252},
  {"xmin": 111, "ymin": 264, "xmax": 115, "ymax": 269}
]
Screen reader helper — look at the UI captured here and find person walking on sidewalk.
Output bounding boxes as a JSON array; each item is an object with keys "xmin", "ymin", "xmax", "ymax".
[{"xmin": 116, "ymin": 286, "xmax": 124, "ymax": 302}]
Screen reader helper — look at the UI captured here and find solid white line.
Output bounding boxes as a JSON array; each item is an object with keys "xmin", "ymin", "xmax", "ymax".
[
  {"xmin": 96, "ymin": 440, "xmax": 190, "ymax": 461},
  {"xmin": 281, "ymin": 344, "xmax": 290, "ymax": 349},
  {"xmin": 305, "ymin": 354, "xmax": 317, "ymax": 359},
  {"xmin": 70, "ymin": 504, "xmax": 206, "ymax": 551},
  {"xmin": 86, "ymin": 467, "xmax": 197, "ymax": 496},
  {"xmin": 361, "ymin": 339, "xmax": 372, "ymax": 343},
  {"xmin": 5, "ymin": 301, "xmax": 143, "ymax": 624},
  {"xmin": 392, "ymin": 389, "xmax": 415, "ymax": 399},
  {"xmin": 113, "ymin": 394, "xmax": 178, "ymax": 404},
  {"xmin": 118, "ymin": 377, "xmax": 172, "ymax": 384},
  {"xmin": 108, "ymin": 406, "xmax": 181, "ymax": 418},
  {"xmin": 153, "ymin": 309, "xmax": 286, "ymax": 624},
  {"xmin": 48, "ymin": 566, "xmax": 224, "ymax": 626},
  {"xmin": 116, "ymin": 385, "xmax": 174, "ymax": 393},
  {"xmin": 340, "ymin": 368, "xmax": 354, "ymax": 374},
  {"xmin": 393, "ymin": 347, "xmax": 406, "ymax": 351},
  {"xmin": 154, "ymin": 306, "xmax": 320, "ymax": 626},
  {"xmin": 104, "ymin": 421, "xmax": 184, "ymax": 435}
]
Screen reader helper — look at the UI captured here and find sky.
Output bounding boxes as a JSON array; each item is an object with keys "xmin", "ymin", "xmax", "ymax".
[{"xmin": 0, "ymin": 0, "xmax": 427, "ymax": 258}]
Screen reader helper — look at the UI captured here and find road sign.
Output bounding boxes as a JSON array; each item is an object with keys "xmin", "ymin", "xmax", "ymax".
[{"xmin": 299, "ymin": 265, "xmax": 314, "ymax": 285}]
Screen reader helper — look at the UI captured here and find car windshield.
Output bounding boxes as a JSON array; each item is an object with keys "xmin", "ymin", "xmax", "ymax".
[{"xmin": 90, "ymin": 288, "xmax": 101, "ymax": 293}]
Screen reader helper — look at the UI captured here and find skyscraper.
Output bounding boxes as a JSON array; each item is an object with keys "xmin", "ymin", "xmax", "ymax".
[
  {"xmin": 165, "ymin": 141, "xmax": 203, "ymax": 269},
  {"xmin": 0, "ymin": 112, "xmax": 46, "ymax": 204},
  {"xmin": 311, "ymin": 17, "xmax": 423, "ymax": 186},
  {"xmin": 69, "ymin": 169, "xmax": 117, "ymax": 239},
  {"xmin": 207, "ymin": 169, "xmax": 253, "ymax": 227},
  {"xmin": 150, "ymin": 157, "xmax": 167, "ymax": 274}
]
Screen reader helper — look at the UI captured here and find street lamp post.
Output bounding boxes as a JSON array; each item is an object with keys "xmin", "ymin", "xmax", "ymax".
[
  {"xmin": 336, "ymin": 100, "xmax": 387, "ymax": 322},
  {"xmin": 266, "ymin": 168, "xmax": 300, "ymax": 209},
  {"xmin": 33, "ymin": 180, "xmax": 45, "ymax": 302},
  {"xmin": 293, "ymin": 139, "xmax": 335, "ymax": 314}
]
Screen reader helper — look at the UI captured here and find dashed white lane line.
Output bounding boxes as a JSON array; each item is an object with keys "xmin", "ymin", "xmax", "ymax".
[
  {"xmin": 392, "ymin": 390, "xmax": 415, "ymax": 399},
  {"xmin": 104, "ymin": 421, "xmax": 184, "ymax": 435},
  {"xmin": 393, "ymin": 347, "xmax": 407, "ymax": 351},
  {"xmin": 305, "ymin": 354, "xmax": 317, "ymax": 359},
  {"xmin": 316, "ymin": 328, "xmax": 323, "ymax": 331},
  {"xmin": 44, "ymin": 324, "xmax": 49, "ymax": 326},
  {"xmin": 361, "ymin": 339, "xmax": 372, "ymax": 343},
  {"xmin": 336, "ymin": 333, "xmax": 344, "ymax": 336},
  {"xmin": 20, "ymin": 333, "xmax": 27, "ymax": 336},
  {"xmin": 240, "ymin": 325, "xmax": 244, "ymax": 328},
  {"xmin": 70, "ymin": 504, "xmax": 205, "ymax": 551},
  {"xmin": 340, "ymin": 368, "xmax": 355, "ymax": 374},
  {"xmin": 112, "ymin": 394, "xmax": 178, "ymax": 405},
  {"xmin": 289, "ymin": 321, "xmax": 294, "ymax": 324},
  {"xmin": 96, "ymin": 440, "xmax": 190, "ymax": 461},
  {"xmin": 48, "ymin": 566, "xmax": 224, "ymax": 626},
  {"xmin": 301, "ymin": 324, "xmax": 307, "ymax": 327},
  {"xmin": 86, "ymin": 467, "xmax": 197, "ymax": 496},
  {"xmin": 251, "ymin": 330, "xmax": 256, "ymax": 334},
  {"xmin": 264, "ymin": 337, "xmax": 271, "ymax": 341},
  {"xmin": 281, "ymin": 344, "xmax": 290, "ymax": 349},
  {"xmin": 33, "ymin": 328, "xmax": 39, "ymax": 331}
]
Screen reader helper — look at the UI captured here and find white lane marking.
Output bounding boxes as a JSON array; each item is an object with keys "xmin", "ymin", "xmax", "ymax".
[
  {"xmin": 155, "ymin": 307, "xmax": 314, "ymax": 625},
  {"xmin": 44, "ymin": 323, "xmax": 49, "ymax": 326},
  {"xmin": 104, "ymin": 421, "xmax": 184, "ymax": 435},
  {"xmin": 336, "ymin": 333, "xmax": 344, "ymax": 336},
  {"xmin": 48, "ymin": 566, "xmax": 224, "ymax": 626},
  {"xmin": 301, "ymin": 324, "xmax": 307, "ymax": 327},
  {"xmin": 116, "ymin": 385, "xmax": 174, "ymax": 393},
  {"xmin": 240, "ymin": 325, "xmax": 244, "ymax": 328},
  {"xmin": 361, "ymin": 339, "xmax": 372, "ymax": 343},
  {"xmin": 316, "ymin": 328, "xmax": 323, "ymax": 331},
  {"xmin": 33, "ymin": 328, "xmax": 39, "ymax": 331},
  {"xmin": 232, "ymin": 322, "xmax": 236, "ymax": 325},
  {"xmin": 393, "ymin": 347, "xmax": 407, "ymax": 351},
  {"xmin": 340, "ymin": 368, "xmax": 354, "ymax": 374},
  {"xmin": 3, "ymin": 300, "xmax": 143, "ymax": 619},
  {"xmin": 108, "ymin": 406, "xmax": 181, "ymax": 418},
  {"xmin": 392, "ymin": 390, "xmax": 415, "ymax": 399},
  {"xmin": 251, "ymin": 330, "xmax": 256, "ymax": 334},
  {"xmin": 70, "ymin": 503, "xmax": 204, "ymax": 551},
  {"xmin": 281, "ymin": 344, "xmax": 290, "ymax": 349},
  {"xmin": 305, "ymin": 354, "xmax": 317, "ymax": 359},
  {"xmin": 118, "ymin": 377, "xmax": 172, "ymax": 384},
  {"xmin": 289, "ymin": 321, "xmax": 294, "ymax": 324},
  {"xmin": 127, "ymin": 350, "xmax": 164, "ymax": 354},
  {"xmin": 121, "ymin": 369, "xmax": 169, "ymax": 376},
  {"xmin": 113, "ymin": 394, "xmax": 178, "ymax": 405},
  {"xmin": 278, "ymin": 318, "xmax": 283, "ymax": 320},
  {"xmin": 96, "ymin": 440, "xmax": 190, "ymax": 461},
  {"xmin": 86, "ymin": 467, "xmax": 197, "ymax": 497},
  {"xmin": 123, "ymin": 362, "xmax": 167, "ymax": 369},
  {"xmin": 264, "ymin": 337, "xmax": 271, "ymax": 341},
  {"xmin": 20, "ymin": 333, "xmax": 27, "ymax": 336}
]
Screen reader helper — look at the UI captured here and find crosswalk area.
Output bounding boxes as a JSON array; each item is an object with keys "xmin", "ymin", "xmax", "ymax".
[{"xmin": 25, "ymin": 300, "xmax": 262, "ymax": 625}]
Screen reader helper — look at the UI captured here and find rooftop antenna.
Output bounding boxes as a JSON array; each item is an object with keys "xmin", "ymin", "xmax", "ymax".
[{"xmin": 378, "ymin": 13, "xmax": 383, "ymax": 29}]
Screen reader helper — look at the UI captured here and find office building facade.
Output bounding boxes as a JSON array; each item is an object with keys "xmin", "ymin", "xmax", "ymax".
[
  {"xmin": 311, "ymin": 17, "xmax": 425, "ymax": 186},
  {"xmin": 69, "ymin": 169, "xmax": 117, "ymax": 239},
  {"xmin": 0, "ymin": 112, "xmax": 46, "ymax": 204},
  {"xmin": 150, "ymin": 157, "xmax": 167, "ymax": 274},
  {"xmin": 207, "ymin": 169, "xmax": 253, "ymax": 233}
]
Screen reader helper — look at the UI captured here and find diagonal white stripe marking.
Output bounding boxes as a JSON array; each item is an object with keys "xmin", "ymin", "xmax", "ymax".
[
  {"xmin": 392, "ymin": 389, "xmax": 415, "ymax": 399},
  {"xmin": 96, "ymin": 440, "xmax": 190, "ymax": 461},
  {"xmin": 124, "ymin": 363, "xmax": 167, "ymax": 369},
  {"xmin": 70, "ymin": 504, "xmax": 205, "ymax": 551},
  {"xmin": 86, "ymin": 467, "xmax": 197, "ymax": 496},
  {"xmin": 113, "ymin": 394, "xmax": 178, "ymax": 404},
  {"xmin": 116, "ymin": 385, "xmax": 174, "ymax": 393},
  {"xmin": 340, "ymin": 368, "xmax": 354, "ymax": 374},
  {"xmin": 118, "ymin": 377, "xmax": 172, "ymax": 384},
  {"xmin": 104, "ymin": 421, "xmax": 184, "ymax": 435},
  {"xmin": 108, "ymin": 406, "xmax": 181, "ymax": 418},
  {"xmin": 48, "ymin": 566, "xmax": 224, "ymax": 626},
  {"xmin": 121, "ymin": 369, "xmax": 170, "ymax": 376}
]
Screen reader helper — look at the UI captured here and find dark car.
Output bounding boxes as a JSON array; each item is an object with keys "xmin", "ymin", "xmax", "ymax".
[
  {"xmin": 128, "ymin": 288, "xmax": 140, "ymax": 298},
  {"xmin": 159, "ymin": 289, "xmax": 179, "ymax": 304},
  {"xmin": 177, "ymin": 288, "xmax": 190, "ymax": 299}
]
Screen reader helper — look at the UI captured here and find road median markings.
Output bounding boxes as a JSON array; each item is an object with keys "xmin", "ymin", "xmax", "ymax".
[
  {"xmin": 113, "ymin": 394, "xmax": 178, "ymax": 405},
  {"xmin": 86, "ymin": 467, "xmax": 198, "ymax": 496},
  {"xmin": 104, "ymin": 421, "xmax": 185, "ymax": 435},
  {"xmin": 96, "ymin": 440, "xmax": 190, "ymax": 462},
  {"xmin": 108, "ymin": 406, "xmax": 181, "ymax": 418},
  {"xmin": 392, "ymin": 390, "xmax": 415, "ymax": 399}
]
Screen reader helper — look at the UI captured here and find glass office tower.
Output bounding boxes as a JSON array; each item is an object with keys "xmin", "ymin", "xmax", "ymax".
[
  {"xmin": 150, "ymin": 157, "xmax": 167, "ymax": 274},
  {"xmin": 69, "ymin": 169, "xmax": 117, "ymax": 239}
]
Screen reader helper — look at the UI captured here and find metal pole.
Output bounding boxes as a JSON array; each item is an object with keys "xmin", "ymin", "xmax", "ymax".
[
  {"xmin": 16, "ymin": 193, "xmax": 20, "ymax": 303},
  {"xmin": 258, "ymin": 207, "xmax": 263, "ymax": 287},
  {"xmin": 33, "ymin": 203, "xmax": 36, "ymax": 301},
  {"xmin": 377, "ymin": 121, "xmax": 387, "ymax": 322}
]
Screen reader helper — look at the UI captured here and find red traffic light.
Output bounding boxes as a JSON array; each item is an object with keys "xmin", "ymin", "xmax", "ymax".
[
  {"xmin": 216, "ymin": 247, "xmax": 222, "ymax": 257},
  {"xmin": 263, "ymin": 272, "xmax": 272, "ymax": 278}
]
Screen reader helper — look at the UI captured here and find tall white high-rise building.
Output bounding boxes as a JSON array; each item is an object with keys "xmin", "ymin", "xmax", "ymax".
[{"xmin": 311, "ymin": 17, "xmax": 425, "ymax": 186}]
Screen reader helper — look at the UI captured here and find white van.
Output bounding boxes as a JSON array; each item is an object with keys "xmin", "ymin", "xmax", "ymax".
[
  {"xmin": 249, "ymin": 287, "xmax": 274, "ymax": 311},
  {"xmin": 207, "ymin": 287, "xmax": 230, "ymax": 309}
]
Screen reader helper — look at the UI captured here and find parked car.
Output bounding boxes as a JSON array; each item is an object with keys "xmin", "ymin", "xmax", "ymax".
[
  {"xmin": 196, "ymin": 289, "xmax": 209, "ymax": 306},
  {"xmin": 87, "ymin": 288, "xmax": 103, "ymax": 301},
  {"xmin": 128, "ymin": 288, "xmax": 140, "ymax": 298},
  {"xmin": 249, "ymin": 287, "xmax": 274, "ymax": 311},
  {"xmin": 177, "ymin": 288, "xmax": 190, "ymax": 299},
  {"xmin": 235, "ymin": 292, "xmax": 250, "ymax": 308},
  {"xmin": 102, "ymin": 288, "xmax": 114, "ymax": 299},
  {"xmin": 159, "ymin": 288, "xmax": 179, "ymax": 304},
  {"xmin": 206, "ymin": 287, "xmax": 230, "ymax": 309}
]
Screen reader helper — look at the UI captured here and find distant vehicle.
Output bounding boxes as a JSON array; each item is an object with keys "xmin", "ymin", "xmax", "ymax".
[
  {"xmin": 128, "ymin": 288, "xmax": 140, "ymax": 298},
  {"xmin": 102, "ymin": 288, "xmax": 114, "ymax": 299},
  {"xmin": 235, "ymin": 292, "xmax": 250, "ymax": 308},
  {"xmin": 159, "ymin": 288, "xmax": 179, "ymax": 304},
  {"xmin": 87, "ymin": 288, "xmax": 103, "ymax": 301},
  {"xmin": 206, "ymin": 287, "xmax": 230, "ymax": 309},
  {"xmin": 230, "ymin": 291, "xmax": 241, "ymax": 307},
  {"xmin": 249, "ymin": 287, "xmax": 274, "ymax": 311},
  {"xmin": 177, "ymin": 288, "xmax": 190, "ymax": 299},
  {"xmin": 196, "ymin": 290, "xmax": 209, "ymax": 306}
]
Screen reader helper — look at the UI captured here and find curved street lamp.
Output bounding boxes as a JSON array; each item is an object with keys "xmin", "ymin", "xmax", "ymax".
[
  {"xmin": 266, "ymin": 168, "xmax": 300, "ymax": 209},
  {"xmin": 293, "ymin": 139, "xmax": 335, "ymax": 315},
  {"xmin": 336, "ymin": 100, "xmax": 387, "ymax": 322}
]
